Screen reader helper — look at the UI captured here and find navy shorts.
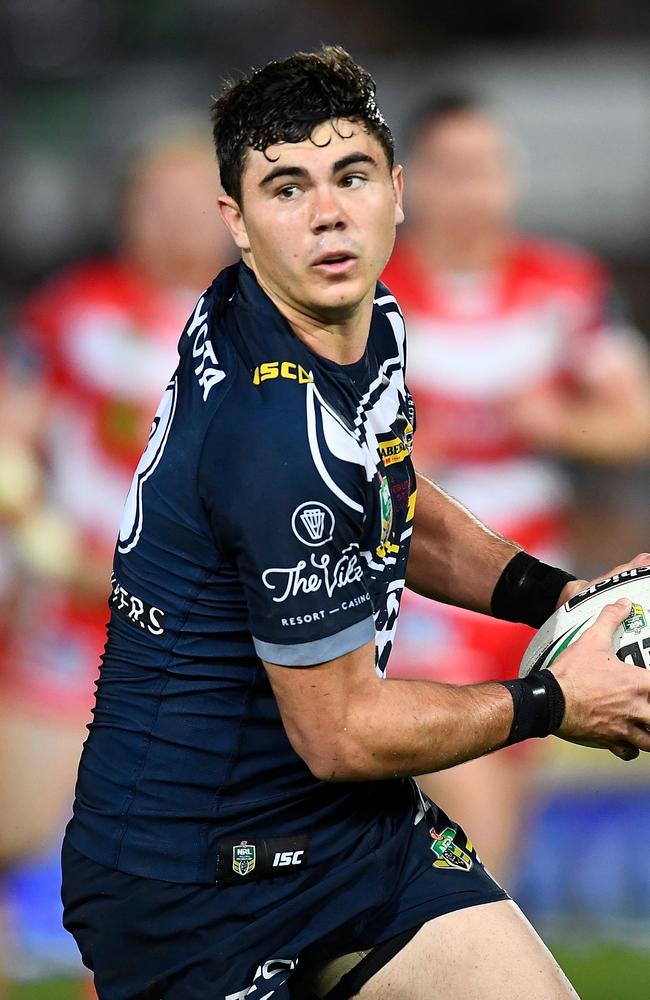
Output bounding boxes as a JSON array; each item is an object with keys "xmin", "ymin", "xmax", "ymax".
[{"xmin": 61, "ymin": 794, "xmax": 508, "ymax": 999}]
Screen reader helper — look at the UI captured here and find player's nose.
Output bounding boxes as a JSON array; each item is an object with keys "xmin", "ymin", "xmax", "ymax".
[{"xmin": 310, "ymin": 185, "xmax": 346, "ymax": 233}]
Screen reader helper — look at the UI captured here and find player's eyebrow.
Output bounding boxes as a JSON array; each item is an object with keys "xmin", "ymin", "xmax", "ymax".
[
  {"xmin": 258, "ymin": 153, "xmax": 379, "ymax": 189},
  {"xmin": 259, "ymin": 165, "xmax": 308, "ymax": 188},
  {"xmin": 331, "ymin": 152, "xmax": 378, "ymax": 173}
]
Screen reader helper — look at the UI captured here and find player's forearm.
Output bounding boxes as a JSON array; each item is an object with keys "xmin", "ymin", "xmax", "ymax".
[
  {"xmin": 406, "ymin": 471, "xmax": 519, "ymax": 614},
  {"xmin": 320, "ymin": 677, "xmax": 514, "ymax": 782}
]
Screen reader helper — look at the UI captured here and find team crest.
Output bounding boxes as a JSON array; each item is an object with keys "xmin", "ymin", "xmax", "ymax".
[
  {"xmin": 429, "ymin": 826, "xmax": 473, "ymax": 872},
  {"xmin": 623, "ymin": 603, "xmax": 647, "ymax": 635},
  {"xmin": 232, "ymin": 841, "xmax": 256, "ymax": 877}
]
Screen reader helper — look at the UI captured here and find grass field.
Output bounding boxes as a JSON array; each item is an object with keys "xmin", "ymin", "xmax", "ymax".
[
  {"xmin": 8, "ymin": 943, "xmax": 650, "ymax": 1000},
  {"xmin": 551, "ymin": 944, "xmax": 650, "ymax": 1000},
  {"xmin": 11, "ymin": 982, "xmax": 86, "ymax": 1000}
]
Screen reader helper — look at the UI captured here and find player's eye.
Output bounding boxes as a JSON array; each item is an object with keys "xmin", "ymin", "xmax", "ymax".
[
  {"xmin": 276, "ymin": 184, "xmax": 301, "ymax": 200},
  {"xmin": 340, "ymin": 174, "xmax": 366, "ymax": 189}
]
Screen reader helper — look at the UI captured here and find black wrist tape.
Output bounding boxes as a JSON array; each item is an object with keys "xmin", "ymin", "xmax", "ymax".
[
  {"xmin": 500, "ymin": 671, "xmax": 566, "ymax": 746},
  {"xmin": 491, "ymin": 551, "xmax": 576, "ymax": 629}
]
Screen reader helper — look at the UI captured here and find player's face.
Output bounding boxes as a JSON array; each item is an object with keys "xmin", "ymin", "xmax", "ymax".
[
  {"xmin": 218, "ymin": 120, "xmax": 403, "ymax": 323},
  {"xmin": 407, "ymin": 112, "xmax": 515, "ymax": 234}
]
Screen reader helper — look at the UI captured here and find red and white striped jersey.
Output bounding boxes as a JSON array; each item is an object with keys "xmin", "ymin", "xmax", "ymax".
[{"xmin": 383, "ymin": 236, "xmax": 634, "ymax": 547}]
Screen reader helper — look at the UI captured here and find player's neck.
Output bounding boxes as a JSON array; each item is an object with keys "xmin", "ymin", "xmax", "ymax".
[
  {"xmin": 284, "ymin": 309, "xmax": 371, "ymax": 366},
  {"xmin": 409, "ymin": 225, "xmax": 511, "ymax": 275},
  {"xmin": 249, "ymin": 264, "xmax": 373, "ymax": 366}
]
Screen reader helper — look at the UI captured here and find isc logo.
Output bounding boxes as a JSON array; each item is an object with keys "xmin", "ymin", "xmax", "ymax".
[
  {"xmin": 272, "ymin": 850, "xmax": 305, "ymax": 868},
  {"xmin": 252, "ymin": 361, "xmax": 314, "ymax": 385}
]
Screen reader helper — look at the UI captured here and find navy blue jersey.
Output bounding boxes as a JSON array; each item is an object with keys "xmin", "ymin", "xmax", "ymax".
[{"xmin": 67, "ymin": 262, "xmax": 418, "ymax": 883}]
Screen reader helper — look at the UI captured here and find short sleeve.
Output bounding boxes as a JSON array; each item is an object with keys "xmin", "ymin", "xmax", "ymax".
[{"xmin": 198, "ymin": 397, "xmax": 376, "ymax": 667}]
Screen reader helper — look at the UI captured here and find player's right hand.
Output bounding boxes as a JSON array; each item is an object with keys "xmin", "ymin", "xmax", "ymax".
[{"xmin": 551, "ymin": 598, "xmax": 650, "ymax": 761}]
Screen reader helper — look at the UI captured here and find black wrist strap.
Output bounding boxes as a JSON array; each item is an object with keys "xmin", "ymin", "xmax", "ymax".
[
  {"xmin": 500, "ymin": 671, "xmax": 566, "ymax": 747},
  {"xmin": 491, "ymin": 551, "xmax": 576, "ymax": 629}
]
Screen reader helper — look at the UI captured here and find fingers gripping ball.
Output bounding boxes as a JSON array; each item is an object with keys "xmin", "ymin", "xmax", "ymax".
[{"xmin": 519, "ymin": 566, "xmax": 650, "ymax": 677}]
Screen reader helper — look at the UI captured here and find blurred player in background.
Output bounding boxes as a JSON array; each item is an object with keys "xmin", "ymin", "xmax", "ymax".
[
  {"xmin": 383, "ymin": 93, "xmax": 650, "ymax": 880},
  {"xmin": 0, "ymin": 128, "xmax": 235, "ymax": 983}
]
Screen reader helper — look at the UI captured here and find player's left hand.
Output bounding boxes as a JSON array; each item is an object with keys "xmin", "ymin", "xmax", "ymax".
[{"xmin": 555, "ymin": 552, "xmax": 650, "ymax": 609}]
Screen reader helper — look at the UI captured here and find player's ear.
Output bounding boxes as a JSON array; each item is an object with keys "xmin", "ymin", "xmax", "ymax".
[
  {"xmin": 392, "ymin": 164, "xmax": 405, "ymax": 226},
  {"xmin": 218, "ymin": 194, "xmax": 251, "ymax": 253}
]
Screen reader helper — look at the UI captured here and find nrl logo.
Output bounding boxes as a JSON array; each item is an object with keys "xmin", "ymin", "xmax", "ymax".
[
  {"xmin": 429, "ymin": 826, "xmax": 473, "ymax": 872},
  {"xmin": 232, "ymin": 841, "xmax": 256, "ymax": 877},
  {"xmin": 623, "ymin": 603, "xmax": 647, "ymax": 635}
]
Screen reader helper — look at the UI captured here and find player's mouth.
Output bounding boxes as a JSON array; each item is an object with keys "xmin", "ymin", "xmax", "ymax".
[{"xmin": 311, "ymin": 250, "xmax": 358, "ymax": 276}]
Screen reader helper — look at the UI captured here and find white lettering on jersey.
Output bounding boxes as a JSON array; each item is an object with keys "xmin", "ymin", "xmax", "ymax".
[
  {"xmin": 262, "ymin": 545, "xmax": 363, "ymax": 603},
  {"xmin": 186, "ymin": 295, "xmax": 225, "ymax": 401},
  {"xmin": 281, "ymin": 611, "xmax": 326, "ymax": 626},
  {"xmin": 272, "ymin": 850, "xmax": 304, "ymax": 867},
  {"xmin": 109, "ymin": 574, "xmax": 166, "ymax": 635}
]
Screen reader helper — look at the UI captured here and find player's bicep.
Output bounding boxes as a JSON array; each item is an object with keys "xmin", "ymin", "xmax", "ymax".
[{"xmin": 263, "ymin": 636, "xmax": 377, "ymax": 779}]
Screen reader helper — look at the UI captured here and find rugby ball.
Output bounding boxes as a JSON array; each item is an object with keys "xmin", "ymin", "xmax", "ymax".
[{"xmin": 519, "ymin": 566, "xmax": 650, "ymax": 678}]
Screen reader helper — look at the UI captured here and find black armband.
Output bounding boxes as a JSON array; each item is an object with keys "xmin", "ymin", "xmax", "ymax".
[
  {"xmin": 500, "ymin": 671, "xmax": 566, "ymax": 747},
  {"xmin": 491, "ymin": 551, "xmax": 576, "ymax": 629}
]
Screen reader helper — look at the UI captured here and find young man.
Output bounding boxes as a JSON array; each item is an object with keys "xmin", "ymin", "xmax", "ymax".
[
  {"xmin": 61, "ymin": 47, "xmax": 650, "ymax": 1000},
  {"xmin": 382, "ymin": 93, "xmax": 650, "ymax": 879}
]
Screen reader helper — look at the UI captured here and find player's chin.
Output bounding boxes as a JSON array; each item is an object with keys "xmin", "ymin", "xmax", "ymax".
[{"xmin": 308, "ymin": 271, "xmax": 373, "ymax": 315}]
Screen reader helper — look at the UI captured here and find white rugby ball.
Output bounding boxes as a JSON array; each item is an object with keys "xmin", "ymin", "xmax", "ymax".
[{"xmin": 519, "ymin": 566, "xmax": 650, "ymax": 678}]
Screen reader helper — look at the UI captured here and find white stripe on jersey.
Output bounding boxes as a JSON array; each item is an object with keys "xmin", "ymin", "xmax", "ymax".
[
  {"xmin": 362, "ymin": 553, "xmax": 397, "ymax": 571},
  {"xmin": 304, "ymin": 294, "xmax": 413, "ymax": 677},
  {"xmin": 352, "ymin": 304, "xmax": 407, "ymax": 452},
  {"xmin": 306, "ymin": 381, "xmax": 364, "ymax": 512}
]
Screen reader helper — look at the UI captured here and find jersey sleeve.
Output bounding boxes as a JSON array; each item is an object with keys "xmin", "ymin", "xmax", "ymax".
[{"xmin": 198, "ymin": 392, "xmax": 376, "ymax": 667}]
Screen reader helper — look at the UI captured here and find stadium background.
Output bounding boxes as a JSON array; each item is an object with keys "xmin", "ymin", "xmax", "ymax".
[{"xmin": 1, "ymin": 1, "xmax": 649, "ymax": 997}]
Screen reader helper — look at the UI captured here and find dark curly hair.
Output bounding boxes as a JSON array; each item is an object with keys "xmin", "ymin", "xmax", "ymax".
[{"xmin": 211, "ymin": 45, "xmax": 394, "ymax": 205}]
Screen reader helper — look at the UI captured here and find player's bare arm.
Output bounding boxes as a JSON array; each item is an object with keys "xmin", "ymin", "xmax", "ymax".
[
  {"xmin": 407, "ymin": 471, "xmax": 650, "ymax": 614},
  {"xmin": 406, "ymin": 470, "xmax": 519, "ymax": 612},
  {"xmin": 264, "ymin": 601, "xmax": 650, "ymax": 780},
  {"xmin": 265, "ymin": 592, "xmax": 650, "ymax": 782},
  {"xmin": 265, "ymin": 639, "xmax": 514, "ymax": 781}
]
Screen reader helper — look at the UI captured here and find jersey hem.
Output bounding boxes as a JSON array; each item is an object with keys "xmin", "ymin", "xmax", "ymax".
[{"xmin": 252, "ymin": 615, "xmax": 375, "ymax": 666}]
